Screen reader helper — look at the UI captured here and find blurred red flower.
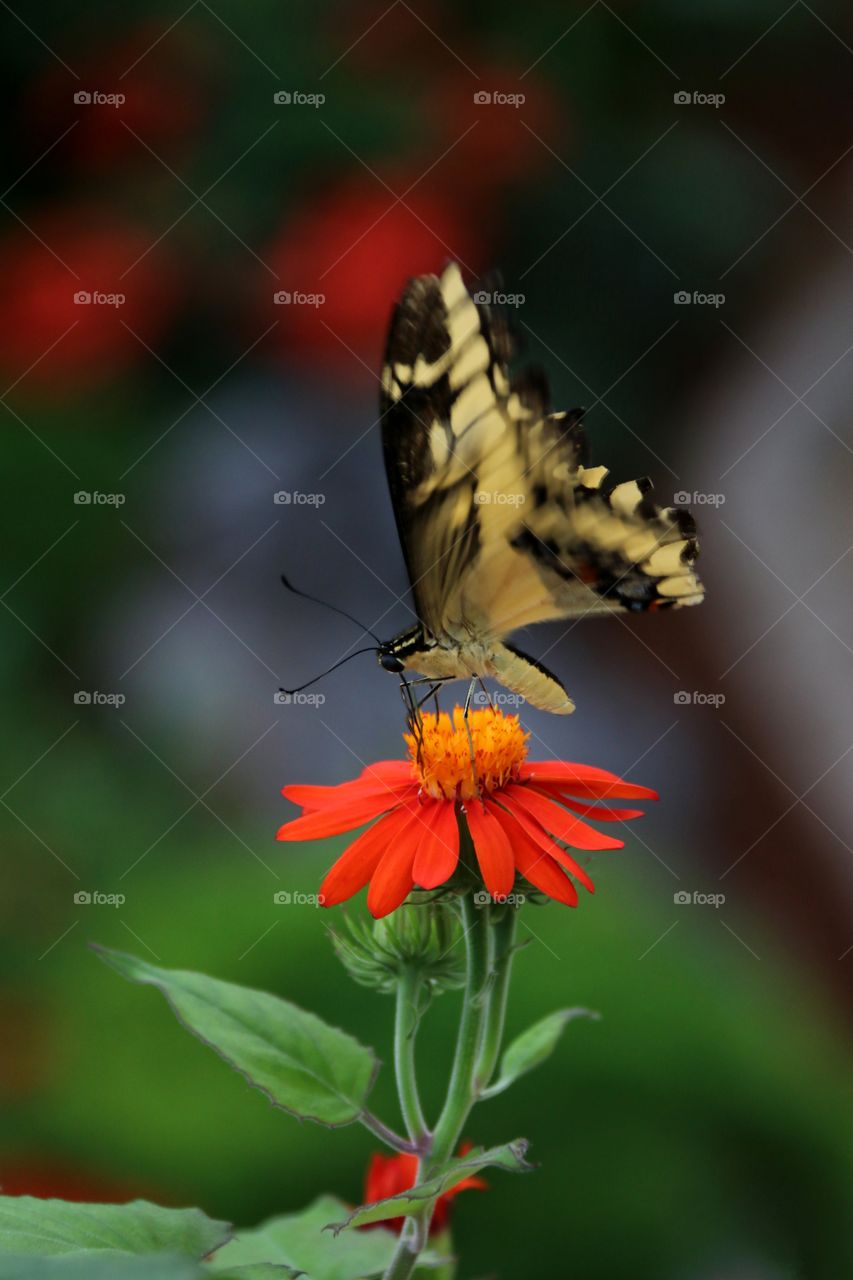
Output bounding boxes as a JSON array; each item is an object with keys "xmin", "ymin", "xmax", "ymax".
[
  {"xmin": 264, "ymin": 177, "xmax": 480, "ymax": 371},
  {"xmin": 0, "ymin": 218, "xmax": 181, "ymax": 396},
  {"xmin": 27, "ymin": 25, "xmax": 212, "ymax": 171},
  {"xmin": 361, "ymin": 1144, "xmax": 485, "ymax": 1235}
]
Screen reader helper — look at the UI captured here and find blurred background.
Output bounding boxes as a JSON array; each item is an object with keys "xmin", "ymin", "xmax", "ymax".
[{"xmin": 1, "ymin": 1, "xmax": 852, "ymax": 1276}]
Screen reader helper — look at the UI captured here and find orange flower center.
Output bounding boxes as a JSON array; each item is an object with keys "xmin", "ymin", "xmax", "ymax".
[{"xmin": 405, "ymin": 707, "xmax": 529, "ymax": 801}]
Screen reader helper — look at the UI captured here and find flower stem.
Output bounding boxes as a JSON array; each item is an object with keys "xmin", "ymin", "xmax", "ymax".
[
  {"xmin": 474, "ymin": 906, "xmax": 517, "ymax": 1093},
  {"xmin": 429, "ymin": 893, "xmax": 490, "ymax": 1169},
  {"xmin": 394, "ymin": 964, "xmax": 428, "ymax": 1145}
]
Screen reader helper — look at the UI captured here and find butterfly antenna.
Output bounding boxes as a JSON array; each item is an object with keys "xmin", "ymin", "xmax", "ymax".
[
  {"xmin": 280, "ymin": 648, "xmax": 377, "ymax": 695},
  {"xmin": 280, "ymin": 573, "xmax": 382, "ymax": 644}
]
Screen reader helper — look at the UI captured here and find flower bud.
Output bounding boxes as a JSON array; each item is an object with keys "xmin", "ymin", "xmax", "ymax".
[{"xmin": 332, "ymin": 902, "xmax": 465, "ymax": 995}]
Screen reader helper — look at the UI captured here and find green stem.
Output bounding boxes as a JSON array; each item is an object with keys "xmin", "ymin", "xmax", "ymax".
[
  {"xmin": 473, "ymin": 907, "xmax": 517, "ymax": 1093},
  {"xmin": 429, "ymin": 893, "xmax": 491, "ymax": 1168},
  {"xmin": 382, "ymin": 1213, "xmax": 428, "ymax": 1280},
  {"xmin": 394, "ymin": 965, "xmax": 428, "ymax": 1145}
]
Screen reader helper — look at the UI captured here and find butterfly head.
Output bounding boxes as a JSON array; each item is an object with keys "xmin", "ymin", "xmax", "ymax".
[{"xmin": 377, "ymin": 647, "xmax": 406, "ymax": 674}]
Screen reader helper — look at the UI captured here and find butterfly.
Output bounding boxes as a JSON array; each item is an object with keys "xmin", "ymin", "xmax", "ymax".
[{"xmin": 373, "ymin": 262, "xmax": 704, "ymax": 715}]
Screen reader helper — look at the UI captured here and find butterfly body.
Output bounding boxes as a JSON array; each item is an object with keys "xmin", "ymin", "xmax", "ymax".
[{"xmin": 378, "ymin": 263, "xmax": 704, "ymax": 715}]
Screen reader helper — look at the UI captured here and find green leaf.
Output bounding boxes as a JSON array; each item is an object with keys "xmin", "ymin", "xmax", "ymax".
[
  {"xmin": 94, "ymin": 947, "xmax": 378, "ymax": 1127},
  {"xmin": 210, "ymin": 1196, "xmax": 403, "ymax": 1280},
  {"xmin": 482, "ymin": 1008, "xmax": 599, "ymax": 1099},
  {"xmin": 0, "ymin": 1197, "xmax": 229, "ymax": 1260},
  {"xmin": 0, "ymin": 1255, "xmax": 203, "ymax": 1280},
  {"xmin": 328, "ymin": 1141, "xmax": 533, "ymax": 1234}
]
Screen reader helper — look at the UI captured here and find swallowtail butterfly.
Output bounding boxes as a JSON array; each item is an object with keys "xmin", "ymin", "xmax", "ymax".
[{"xmin": 374, "ymin": 262, "xmax": 704, "ymax": 714}]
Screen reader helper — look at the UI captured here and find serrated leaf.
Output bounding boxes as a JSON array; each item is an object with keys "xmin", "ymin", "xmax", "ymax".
[
  {"xmin": 210, "ymin": 1196, "xmax": 401, "ymax": 1280},
  {"xmin": 0, "ymin": 1255, "xmax": 203, "ymax": 1280},
  {"xmin": 328, "ymin": 1141, "xmax": 533, "ymax": 1234},
  {"xmin": 94, "ymin": 947, "xmax": 378, "ymax": 1127},
  {"xmin": 483, "ymin": 1008, "xmax": 599, "ymax": 1099},
  {"xmin": 0, "ymin": 1197, "xmax": 229, "ymax": 1260}
]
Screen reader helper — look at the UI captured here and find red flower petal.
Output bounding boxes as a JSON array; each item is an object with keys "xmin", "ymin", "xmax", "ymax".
[
  {"xmin": 544, "ymin": 794, "xmax": 645, "ymax": 822},
  {"xmin": 495, "ymin": 798, "xmax": 595, "ymax": 892},
  {"xmin": 318, "ymin": 808, "xmax": 417, "ymax": 907},
  {"xmin": 520, "ymin": 763, "xmax": 658, "ymax": 801},
  {"xmin": 491, "ymin": 806, "xmax": 579, "ymax": 906},
  {"xmin": 502, "ymin": 785, "xmax": 624, "ymax": 851},
  {"xmin": 276, "ymin": 794, "xmax": 399, "ymax": 841},
  {"xmin": 282, "ymin": 778, "xmax": 415, "ymax": 812},
  {"xmin": 413, "ymin": 801, "xmax": 460, "ymax": 890},
  {"xmin": 367, "ymin": 815, "xmax": 421, "ymax": 918},
  {"xmin": 465, "ymin": 801, "xmax": 516, "ymax": 899}
]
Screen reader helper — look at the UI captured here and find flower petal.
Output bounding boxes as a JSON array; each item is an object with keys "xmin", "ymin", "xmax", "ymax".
[
  {"xmin": 491, "ymin": 806, "xmax": 579, "ymax": 906},
  {"xmin": 367, "ymin": 816, "xmax": 421, "ymax": 917},
  {"xmin": 502, "ymin": 785, "xmax": 624, "ymax": 851},
  {"xmin": 520, "ymin": 763, "xmax": 658, "ymax": 801},
  {"xmin": 465, "ymin": 801, "xmax": 515, "ymax": 899},
  {"xmin": 319, "ymin": 808, "xmax": 416, "ymax": 907},
  {"xmin": 413, "ymin": 801, "xmax": 460, "ymax": 890},
  {"xmin": 282, "ymin": 778, "xmax": 415, "ymax": 812},
  {"xmin": 543, "ymin": 794, "xmax": 645, "ymax": 822},
  {"xmin": 495, "ymin": 798, "xmax": 595, "ymax": 892},
  {"xmin": 276, "ymin": 794, "xmax": 400, "ymax": 841}
]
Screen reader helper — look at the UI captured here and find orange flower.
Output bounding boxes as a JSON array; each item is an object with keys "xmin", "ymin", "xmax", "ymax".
[
  {"xmin": 277, "ymin": 707, "xmax": 656, "ymax": 918},
  {"xmin": 361, "ymin": 1144, "xmax": 485, "ymax": 1235}
]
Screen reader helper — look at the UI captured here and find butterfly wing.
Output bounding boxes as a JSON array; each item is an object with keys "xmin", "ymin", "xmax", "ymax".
[{"xmin": 381, "ymin": 263, "xmax": 703, "ymax": 639}]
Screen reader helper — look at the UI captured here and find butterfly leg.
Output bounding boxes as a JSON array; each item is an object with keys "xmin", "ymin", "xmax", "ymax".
[{"xmin": 462, "ymin": 677, "xmax": 481, "ymax": 792}]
